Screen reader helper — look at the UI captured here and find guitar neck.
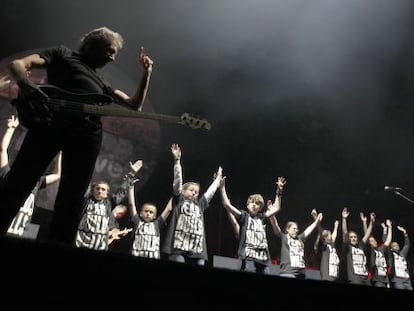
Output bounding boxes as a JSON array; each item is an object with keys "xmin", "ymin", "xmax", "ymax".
[
  {"xmin": 32, "ymin": 85, "xmax": 211, "ymax": 131},
  {"xmin": 83, "ymin": 104, "xmax": 183, "ymax": 125}
]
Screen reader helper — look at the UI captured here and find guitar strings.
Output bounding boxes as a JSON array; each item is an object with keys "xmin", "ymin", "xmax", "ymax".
[{"xmin": 28, "ymin": 98, "xmax": 210, "ymax": 129}]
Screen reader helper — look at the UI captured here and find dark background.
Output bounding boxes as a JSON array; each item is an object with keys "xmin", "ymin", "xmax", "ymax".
[{"xmin": 1, "ymin": 0, "xmax": 414, "ymax": 267}]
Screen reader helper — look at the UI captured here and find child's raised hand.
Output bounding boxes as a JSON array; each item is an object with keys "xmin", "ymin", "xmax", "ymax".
[
  {"xmin": 129, "ymin": 159, "xmax": 143, "ymax": 175},
  {"xmin": 342, "ymin": 207, "xmax": 350, "ymax": 218},
  {"xmin": 276, "ymin": 176, "xmax": 286, "ymax": 189},
  {"xmin": 7, "ymin": 115, "xmax": 19, "ymax": 129},
  {"xmin": 171, "ymin": 143, "xmax": 181, "ymax": 160},
  {"xmin": 219, "ymin": 175, "xmax": 226, "ymax": 188}
]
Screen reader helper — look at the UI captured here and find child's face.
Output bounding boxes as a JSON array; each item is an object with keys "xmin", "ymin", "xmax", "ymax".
[
  {"xmin": 390, "ymin": 242, "xmax": 400, "ymax": 252},
  {"xmin": 287, "ymin": 224, "xmax": 299, "ymax": 238},
  {"xmin": 368, "ymin": 236, "xmax": 378, "ymax": 248},
  {"xmin": 92, "ymin": 183, "xmax": 109, "ymax": 201},
  {"xmin": 140, "ymin": 204, "xmax": 157, "ymax": 222},
  {"xmin": 348, "ymin": 233, "xmax": 359, "ymax": 246},
  {"xmin": 247, "ymin": 200, "xmax": 262, "ymax": 216},
  {"xmin": 182, "ymin": 184, "xmax": 200, "ymax": 201},
  {"xmin": 322, "ymin": 230, "xmax": 332, "ymax": 242}
]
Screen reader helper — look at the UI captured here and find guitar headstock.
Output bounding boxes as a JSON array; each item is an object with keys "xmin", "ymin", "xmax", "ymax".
[{"xmin": 180, "ymin": 113, "xmax": 211, "ymax": 131}]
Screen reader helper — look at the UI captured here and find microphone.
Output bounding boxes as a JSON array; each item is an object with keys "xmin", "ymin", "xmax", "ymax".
[{"xmin": 384, "ymin": 186, "xmax": 402, "ymax": 191}]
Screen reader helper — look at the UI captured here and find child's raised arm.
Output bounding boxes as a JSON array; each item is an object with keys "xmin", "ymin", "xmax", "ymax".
[
  {"xmin": 219, "ymin": 175, "xmax": 241, "ymax": 218},
  {"xmin": 160, "ymin": 197, "xmax": 173, "ymax": 221},
  {"xmin": 265, "ymin": 176, "xmax": 286, "ymax": 218},
  {"xmin": 171, "ymin": 143, "xmax": 182, "ymax": 195},
  {"xmin": 203, "ymin": 166, "xmax": 223, "ymax": 203}
]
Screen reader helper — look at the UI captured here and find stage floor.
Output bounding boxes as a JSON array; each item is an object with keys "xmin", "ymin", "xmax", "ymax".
[{"xmin": 2, "ymin": 235, "xmax": 413, "ymax": 307}]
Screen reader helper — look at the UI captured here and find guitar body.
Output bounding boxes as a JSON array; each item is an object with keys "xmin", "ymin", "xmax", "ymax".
[
  {"xmin": 12, "ymin": 84, "xmax": 211, "ymax": 131},
  {"xmin": 13, "ymin": 85, "xmax": 114, "ymax": 129},
  {"xmin": 108, "ymin": 228, "xmax": 133, "ymax": 245}
]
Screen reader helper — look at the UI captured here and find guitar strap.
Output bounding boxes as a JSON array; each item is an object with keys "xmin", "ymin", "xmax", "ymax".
[
  {"xmin": 89, "ymin": 69, "xmax": 116, "ymax": 100},
  {"xmin": 71, "ymin": 57, "xmax": 119, "ymax": 103}
]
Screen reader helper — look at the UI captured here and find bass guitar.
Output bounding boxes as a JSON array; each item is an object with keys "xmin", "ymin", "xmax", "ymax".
[{"xmin": 12, "ymin": 84, "xmax": 211, "ymax": 131}]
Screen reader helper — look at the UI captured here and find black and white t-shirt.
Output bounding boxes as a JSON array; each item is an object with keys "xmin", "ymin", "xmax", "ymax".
[
  {"xmin": 1, "ymin": 165, "xmax": 46, "ymax": 237},
  {"xmin": 343, "ymin": 241, "xmax": 369, "ymax": 282},
  {"xmin": 131, "ymin": 215, "xmax": 164, "ymax": 259},
  {"xmin": 161, "ymin": 161, "xmax": 219, "ymax": 260},
  {"xmin": 279, "ymin": 232, "xmax": 306, "ymax": 277},
  {"xmin": 237, "ymin": 211, "xmax": 270, "ymax": 265},
  {"xmin": 388, "ymin": 236, "xmax": 411, "ymax": 283},
  {"xmin": 75, "ymin": 199, "xmax": 115, "ymax": 250},
  {"xmin": 75, "ymin": 175, "xmax": 134, "ymax": 250},
  {"xmin": 370, "ymin": 245, "xmax": 389, "ymax": 284},
  {"xmin": 320, "ymin": 242, "xmax": 340, "ymax": 281}
]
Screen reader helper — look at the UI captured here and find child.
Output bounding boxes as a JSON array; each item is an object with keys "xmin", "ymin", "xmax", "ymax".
[
  {"xmin": 127, "ymin": 159, "xmax": 173, "ymax": 259},
  {"xmin": 388, "ymin": 226, "xmax": 413, "ymax": 290},
  {"xmin": 312, "ymin": 209, "xmax": 340, "ymax": 282},
  {"xmin": 365, "ymin": 216, "xmax": 392, "ymax": 288},
  {"xmin": 219, "ymin": 175, "xmax": 286, "ymax": 274},
  {"xmin": 270, "ymin": 203, "xmax": 323, "ymax": 279},
  {"xmin": 341, "ymin": 208, "xmax": 374, "ymax": 286},
  {"xmin": 0, "ymin": 115, "xmax": 62, "ymax": 238},
  {"xmin": 161, "ymin": 143, "xmax": 222, "ymax": 266},
  {"xmin": 74, "ymin": 160, "xmax": 141, "ymax": 251}
]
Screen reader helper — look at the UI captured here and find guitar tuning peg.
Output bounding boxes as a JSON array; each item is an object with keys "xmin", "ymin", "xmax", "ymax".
[{"xmin": 180, "ymin": 112, "xmax": 211, "ymax": 130}]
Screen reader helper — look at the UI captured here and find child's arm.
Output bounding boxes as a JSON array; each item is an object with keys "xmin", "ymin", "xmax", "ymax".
[
  {"xmin": 360, "ymin": 212, "xmax": 368, "ymax": 234},
  {"xmin": 265, "ymin": 176, "xmax": 286, "ymax": 218},
  {"xmin": 160, "ymin": 197, "xmax": 173, "ymax": 221},
  {"xmin": 128, "ymin": 185, "xmax": 138, "ymax": 217},
  {"xmin": 303, "ymin": 212, "xmax": 323, "ymax": 238},
  {"xmin": 269, "ymin": 215, "xmax": 282, "ymax": 237},
  {"xmin": 0, "ymin": 115, "xmax": 19, "ymax": 168},
  {"xmin": 380, "ymin": 221, "xmax": 387, "ymax": 243},
  {"xmin": 311, "ymin": 209, "xmax": 323, "ymax": 252},
  {"xmin": 313, "ymin": 232, "xmax": 321, "ymax": 253},
  {"xmin": 397, "ymin": 226, "xmax": 410, "ymax": 256},
  {"xmin": 227, "ymin": 209, "xmax": 240, "ymax": 239},
  {"xmin": 126, "ymin": 160, "xmax": 143, "ymax": 217},
  {"xmin": 171, "ymin": 144, "xmax": 182, "ymax": 195},
  {"xmin": 113, "ymin": 159, "xmax": 142, "ymax": 205},
  {"xmin": 362, "ymin": 212, "xmax": 375, "ymax": 244},
  {"xmin": 342, "ymin": 207, "xmax": 350, "ymax": 241},
  {"xmin": 219, "ymin": 175, "xmax": 241, "ymax": 217},
  {"xmin": 331, "ymin": 220, "xmax": 339, "ymax": 243},
  {"xmin": 383, "ymin": 219, "xmax": 392, "ymax": 247},
  {"xmin": 203, "ymin": 166, "xmax": 223, "ymax": 203},
  {"xmin": 45, "ymin": 151, "xmax": 62, "ymax": 185},
  {"xmin": 311, "ymin": 208, "xmax": 324, "ymax": 233}
]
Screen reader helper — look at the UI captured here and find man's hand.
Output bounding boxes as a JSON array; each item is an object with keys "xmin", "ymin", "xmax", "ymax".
[{"xmin": 139, "ymin": 46, "xmax": 153, "ymax": 72}]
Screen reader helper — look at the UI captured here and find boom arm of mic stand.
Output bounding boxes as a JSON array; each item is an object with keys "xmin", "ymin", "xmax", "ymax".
[{"xmin": 395, "ymin": 190, "xmax": 414, "ymax": 204}]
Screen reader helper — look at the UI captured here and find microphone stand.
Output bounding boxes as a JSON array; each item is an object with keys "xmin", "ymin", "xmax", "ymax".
[{"xmin": 394, "ymin": 189, "xmax": 414, "ymax": 205}]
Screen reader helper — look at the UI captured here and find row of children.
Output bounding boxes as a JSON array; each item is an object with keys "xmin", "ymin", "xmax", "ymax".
[{"xmin": 1, "ymin": 115, "xmax": 412, "ymax": 290}]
